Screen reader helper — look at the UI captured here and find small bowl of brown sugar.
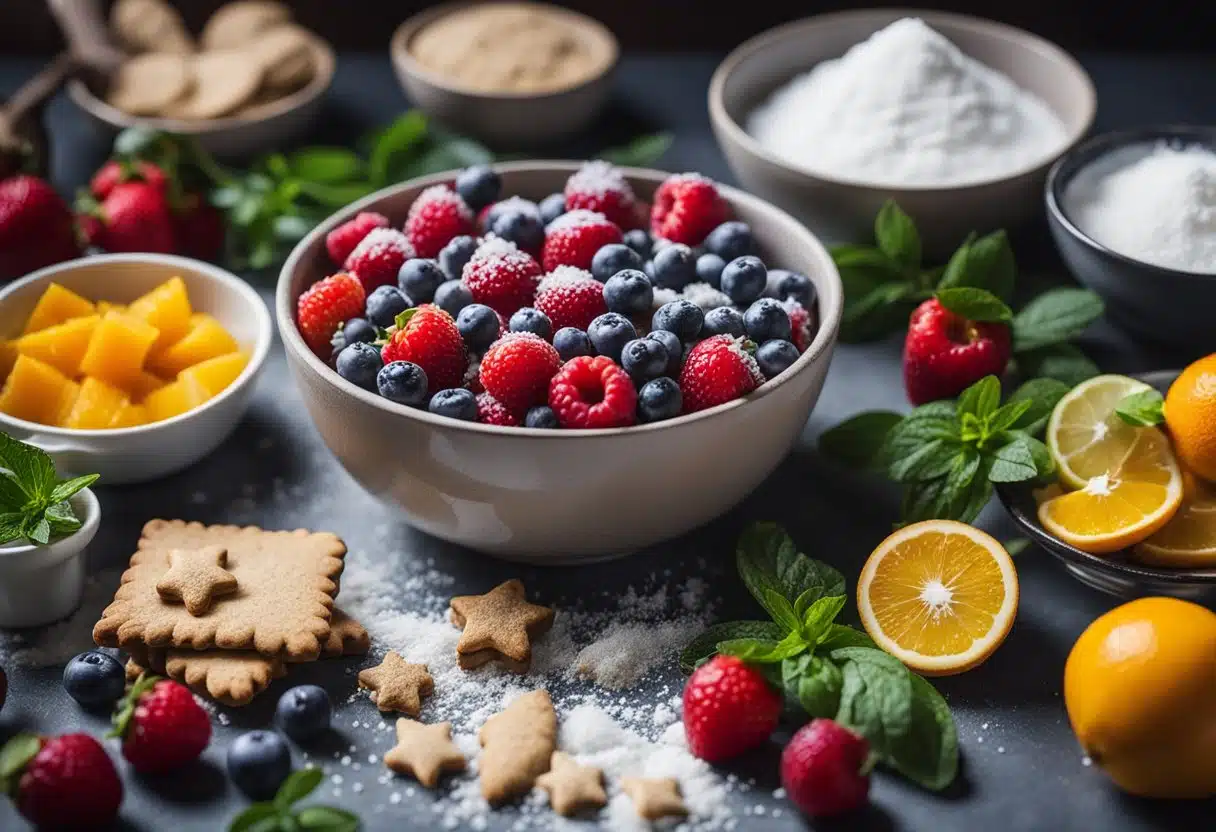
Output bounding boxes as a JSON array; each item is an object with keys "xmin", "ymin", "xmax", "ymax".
[{"xmin": 391, "ymin": 1, "xmax": 619, "ymax": 147}]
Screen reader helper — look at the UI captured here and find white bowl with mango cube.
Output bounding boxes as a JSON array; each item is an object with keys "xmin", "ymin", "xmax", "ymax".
[{"xmin": 0, "ymin": 254, "xmax": 272, "ymax": 484}]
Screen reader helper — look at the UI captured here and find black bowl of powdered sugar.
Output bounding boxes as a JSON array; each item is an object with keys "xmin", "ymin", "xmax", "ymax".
[{"xmin": 1047, "ymin": 125, "xmax": 1216, "ymax": 349}]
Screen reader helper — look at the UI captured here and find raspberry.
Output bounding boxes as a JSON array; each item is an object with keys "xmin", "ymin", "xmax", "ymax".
[
  {"xmin": 678, "ymin": 335, "xmax": 764, "ymax": 413},
  {"xmin": 297, "ymin": 272, "xmax": 366, "ymax": 356},
  {"xmin": 683, "ymin": 655, "xmax": 782, "ymax": 762},
  {"xmin": 344, "ymin": 227, "xmax": 415, "ymax": 294},
  {"xmin": 462, "ymin": 237, "xmax": 543, "ymax": 318},
  {"xmin": 784, "ymin": 298, "xmax": 816, "ymax": 353},
  {"xmin": 405, "ymin": 184, "xmax": 475, "ymax": 258},
  {"xmin": 534, "ymin": 266, "xmax": 608, "ymax": 332},
  {"xmin": 113, "ymin": 677, "xmax": 211, "ymax": 774},
  {"xmin": 564, "ymin": 160, "xmax": 637, "ymax": 229},
  {"xmin": 7, "ymin": 733, "xmax": 123, "ymax": 829},
  {"xmin": 548, "ymin": 356, "xmax": 637, "ymax": 429},
  {"xmin": 479, "ymin": 332, "xmax": 562, "ymax": 412},
  {"xmin": 781, "ymin": 719, "xmax": 871, "ymax": 817},
  {"xmin": 541, "ymin": 210, "xmax": 622, "ymax": 272},
  {"xmin": 477, "ymin": 392, "xmax": 519, "ymax": 426},
  {"xmin": 326, "ymin": 211, "xmax": 389, "ymax": 266},
  {"xmin": 651, "ymin": 173, "xmax": 730, "ymax": 246},
  {"xmin": 381, "ymin": 304, "xmax": 468, "ymax": 391}
]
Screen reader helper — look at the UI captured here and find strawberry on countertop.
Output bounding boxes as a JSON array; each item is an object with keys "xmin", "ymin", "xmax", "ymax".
[
  {"xmin": 110, "ymin": 674, "xmax": 211, "ymax": 774},
  {"xmin": 682, "ymin": 654, "xmax": 782, "ymax": 762},
  {"xmin": 903, "ymin": 297, "xmax": 1011, "ymax": 405},
  {"xmin": 81, "ymin": 181, "xmax": 176, "ymax": 255},
  {"xmin": 0, "ymin": 175, "xmax": 81, "ymax": 281},
  {"xmin": 1, "ymin": 732, "xmax": 123, "ymax": 829}
]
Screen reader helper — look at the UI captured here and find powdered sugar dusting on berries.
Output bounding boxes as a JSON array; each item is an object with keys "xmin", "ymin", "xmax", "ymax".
[
  {"xmin": 652, "ymin": 288, "xmax": 680, "ymax": 307},
  {"xmin": 468, "ymin": 236, "xmax": 522, "ymax": 261},
  {"xmin": 537, "ymin": 265, "xmax": 597, "ymax": 293},
  {"xmin": 728, "ymin": 336, "xmax": 767, "ymax": 385},
  {"xmin": 546, "ymin": 209, "xmax": 612, "ymax": 233},
  {"xmin": 347, "ymin": 227, "xmax": 414, "ymax": 261},
  {"xmin": 410, "ymin": 184, "xmax": 473, "ymax": 221},
  {"xmin": 671, "ymin": 172, "xmax": 716, "ymax": 187},
  {"xmin": 682, "ymin": 282, "xmax": 733, "ymax": 310},
  {"xmin": 491, "ymin": 195, "xmax": 541, "ymax": 219},
  {"xmin": 567, "ymin": 160, "xmax": 634, "ymax": 199}
]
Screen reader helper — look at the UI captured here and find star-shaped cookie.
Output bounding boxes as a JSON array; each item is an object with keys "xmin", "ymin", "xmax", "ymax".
[
  {"xmin": 621, "ymin": 776, "xmax": 688, "ymax": 821},
  {"xmin": 154, "ymin": 545, "xmax": 237, "ymax": 615},
  {"xmin": 449, "ymin": 580, "xmax": 554, "ymax": 672},
  {"xmin": 536, "ymin": 751, "xmax": 606, "ymax": 817},
  {"xmin": 384, "ymin": 719, "xmax": 466, "ymax": 788},
  {"xmin": 358, "ymin": 651, "xmax": 433, "ymax": 716}
]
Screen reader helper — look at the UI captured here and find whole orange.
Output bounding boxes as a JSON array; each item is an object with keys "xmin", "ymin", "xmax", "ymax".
[{"xmin": 1165, "ymin": 354, "xmax": 1216, "ymax": 482}]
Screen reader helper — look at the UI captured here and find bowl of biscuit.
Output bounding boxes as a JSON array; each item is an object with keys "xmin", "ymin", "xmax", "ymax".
[{"xmin": 58, "ymin": 0, "xmax": 335, "ymax": 158}]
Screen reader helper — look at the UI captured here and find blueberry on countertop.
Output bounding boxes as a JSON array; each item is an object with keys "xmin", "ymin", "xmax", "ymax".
[
  {"xmin": 365, "ymin": 285, "xmax": 412, "ymax": 329},
  {"xmin": 652, "ymin": 299, "xmax": 704, "ymax": 342},
  {"xmin": 275, "ymin": 684, "xmax": 332, "ymax": 743},
  {"xmin": 539, "ymin": 193, "xmax": 567, "ymax": 225},
  {"xmin": 454, "ymin": 165, "xmax": 502, "ymax": 213},
  {"xmin": 456, "ymin": 303, "xmax": 501, "ymax": 352},
  {"xmin": 702, "ymin": 305, "xmax": 745, "ymax": 338},
  {"xmin": 62, "ymin": 650, "xmax": 125, "ymax": 710},
  {"xmin": 429, "ymin": 388, "xmax": 479, "ymax": 421},
  {"xmin": 437, "ymin": 237, "xmax": 478, "ymax": 284},
  {"xmin": 524, "ymin": 406, "xmax": 559, "ymax": 428},
  {"xmin": 227, "ymin": 730, "xmax": 292, "ymax": 801},
  {"xmin": 704, "ymin": 221, "xmax": 754, "ymax": 262},
  {"xmin": 744, "ymin": 298, "xmax": 792, "ymax": 343},
  {"xmin": 399, "ymin": 258, "xmax": 446, "ymax": 304},
  {"xmin": 603, "ymin": 269, "xmax": 653, "ymax": 315},
  {"xmin": 434, "ymin": 279, "xmax": 474, "ymax": 317},
  {"xmin": 553, "ymin": 327, "xmax": 593, "ymax": 362},
  {"xmin": 377, "ymin": 361, "xmax": 428, "ymax": 407},
  {"xmin": 509, "ymin": 307, "xmax": 553, "ymax": 340},
  {"xmin": 591, "ymin": 243, "xmax": 643, "ymax": 282},
  {"xmin": 336, "ymin": 342, "xmax": 382, "ymax": 391},
  {"xmin": 638, "ymin": 377, "xmax": 682, "ymax": 423},
  {"xmin": 587, "ymin": 313, "xmax": 638, "ymax": 362},
  {"xmin": 756, "ymin": 339, "xmax": 800, "ymax": 379},
  {"xmin": 651, "ymin": 242, "xmax": 697, "ymax": 291}
]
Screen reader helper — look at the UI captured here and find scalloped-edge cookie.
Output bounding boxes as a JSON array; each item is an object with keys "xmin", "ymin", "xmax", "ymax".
[
  {"xmin": 126, "ymin": 649, "xmax": 286, "ymax": 707},
  {"xmin": 323, "ymin": 608, "xmax": 370, "ymax": 658}
]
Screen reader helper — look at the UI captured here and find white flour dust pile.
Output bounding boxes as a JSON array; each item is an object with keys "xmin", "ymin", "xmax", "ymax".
[
  {"xmin": 747, "ymin": 17, "xmax": 1067, "ymax": 187},
  {"xmin": 1065, "ymin": 142, "xmax": 1216, "ymax": 273}
]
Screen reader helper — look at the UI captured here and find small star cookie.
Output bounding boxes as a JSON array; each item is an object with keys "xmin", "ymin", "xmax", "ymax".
[
  {"xmin": 358, "ymin": 652, "xmax": 433, "ymax": 716},
  {"xmin": 536, "ymin": 751, "xmax": 606, "ymax": 817},
  {"xmin": 154, "ymin": 545, "xmax": 237, "ymax": 615},
  {"xmin": 384, "ymin": 719, "xmax": 466, "ymax": 788},
  {"xmin": 449, "ymin": 580, "xmax": 554, "ymax": 672},
  {"xmin": 621, "ymin": 776, "xmax": 688, "ymax": 821}
]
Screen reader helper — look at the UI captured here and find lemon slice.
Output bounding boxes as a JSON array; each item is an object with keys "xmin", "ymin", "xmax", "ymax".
[
  {"xmin": 1047, "ymin": 374, "xmax": 1156, "ymax": 490},
  {"xmin": 1134, "ymin": 473, "xmax": 1216, "ymax": 567},
  {"xmin": 856, "ymin": 520, "xmax": 1019, "ymax": 676}
]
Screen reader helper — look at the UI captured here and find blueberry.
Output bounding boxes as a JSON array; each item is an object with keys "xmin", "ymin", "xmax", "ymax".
[
  {"xmin": 275, "ymin": 684, "xmax": 331, "ymax": 743},
  {"xmin": 553, "ymin": 327, "xmax": 593, "ymax": 362},
  {"xmin": 490, "ymin": 210, "xmax": 544, "ymax": 252},
  {"xmin": 638, "ymin": 377, "xmax": 682, "ymax": 423},
  {"xmin": 651, "ymin": 243, "xmax": 697, "ymax": 290},
  {"xmin": 644, "ymin": 330, "xmax": 682, "ymax": 376},
  {"xmin": 377, "ymin": 361, "xmax": 428, "ymax": 406},
  {"xmin": 62, "ymin": 650, "xmax": 125, "ymax": 710},
  {"xmin": 721, "ymin": 256, "xmax": 767, "ymax": 305},
  {"xmin": 227, "ymin": 730, "xmax": 292, "ymax": 801},
  {"xmin": 587, "ymin": 313, "xmax": 638, "ymax": 362},
  {"xmin": 744, "ymin": 298, "xmax": 792, "ymax": 343},
  {"xmin": 643, "ymin": 260, "xmax": 656, "ymax": 281},
  {"xmin": 524, "ymin": 406, "xmax": 559, "ymax": 429},
  {"xmin": 603, "ymin": 269, "xmax": 653, "ymax": 315},
  {"xmin": 509, "ymin": 307, "xmax": 552, "ymax": 340},
  {"xmin": 454, "ymin": 165, "xmax": 501, "ymax": 213},
  {"xmin": 620, "ymin": 338, "xmax": 668, "ymax": 384},
  {"xmin": 336, "ymin": 342, "xmax": 382, "ymax": 391},
  {"xmin": 365, "ymin": 285, "xmax": 412, "ymax": 329},
  {"xmin": 539, "ymin": 193, "xmax": 567, "ymax": 225},
  {"xmin": 695, "ymin": 253, "xmax": 727, "ymax": 288},
  {"xmin": 341, "ymin": 317, "xmax": 377, "ymax": 346},
  {"xmin": 702, "ymin": 305, "xmax": 746, "ymax": 338},
  {"xmin": 768, "ymin": 269, "xmax": 816, "ymax": 308},
  {"xmin": 591, "ymin": 243, "xmax": 643, "ymax": 283},
  {"xmin": 756, "ymin": 339, "xmax": 800, "ymax": 379},
  {"xmin": 429, "ymin": 388, "xmax": 478, "ymax": 421},
  {"xmin": 483, "ymin": 198, "xmax": 538, "ymax": 230},
  {"xmin": 456, "ymin": 303, "xmax": 501, "ymax": 352},
  {"xmin": 399, "ymin": 258, "xmax": 446, "ymax": 304},
  {"xmin": 434, "ymin": 279, "xmax": 474, "ymax": 317},
  {"xmin": 704, "ymin": 221, "xmax": 755, "ymax": 261},
  {"xmin": 623, "ymin": 228, "xmax": 653, "ymax": 260},
  {"xmin": 437, "ymin": 237, "xmax": 478, "ymax": 283},
  {"xmin": 652, "ymin": 299, "xmax": 704, "ymax": 342},
  {"xmin": 652, "ymin": 237, "xmax": 673, "ymax": 252}
]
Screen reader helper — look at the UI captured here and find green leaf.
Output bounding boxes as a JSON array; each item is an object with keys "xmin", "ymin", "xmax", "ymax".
[
  {"xmin": 296, "ymin": 805, "xmax": 361, "ymax": 831},
  {"xmin": 0, "ymin": 432, "xmax": 55, "ymax": 500},
  {"xmin": 274, "ymin": 215, "xmax": 315, "ymax": 243},
  {"xmin": 985, "ymin": 399, "xmax": 1034, "ymax": 436},
  {"xmin": 801, "ymin": 595, "xmax": 847, "ymax": 644},
  {"xmin": 296, "ymin": 181, "xmax": 379, "ymax": 209},
  {"xmin": 901, "ymin": 478, "xmax": 952, "ymax": 525},
  {"xmin": 1006, "ymin": 378, "xmax": 1071, "ymax": 436},
  {"xmin": 1012, "ymin": 288, "xmax": 1105, "ymax": 352},
  {"xmin": 678, "ymin": 621, "xmax": 785, "ymax": 673},
  {"xmin": 783, "ymin": 653, "xmax": 844, "ymax": 717},
  {"xmin": 228, "ymin": 803, "xmax": 283, "ymax": 832},
  {"xmin": 988, "ymin": 437, "xmax": 1038, "ymax": 483},
  {"xmin": 0, "ymin": 512, "xmax": 26, "ymax": 545},
  {"xmin": 990, "ymin": 431, "xmax": 1054, "ymax": 483},
  {"xmin": 276, "ymin": 768, "xmax": 323, "ymax": 812},
  {"xmin": 887, "ymin": 439, "xmax": 956, "ymax": 484},
  {"xmin": 955, "ymin": 462, "xmax": 995, "ymax": 524},
  {"xmin": 598, "ymin": 133, "xmax": 673, "ymax": 167},
  {"xmin": 25, "ymin": 515, "xmax": 50, "ymax": 545},
  {"xmin": 763, "ymin": 589, "xmax": 802, "ymax": 635},
  {"xmin": 367, "ymin": 111, "xmax": 428, "ymax": 185},
  {"xmin": 819, "ymin": 624, "xmax": 879, "ymax": 651},
  {"xmin": 832, "ymin": 647, "xmax": 913, "ymax": 761},
  {"xmin": 109, "ymin": 673, "xmax": 162, "ymax": 739},
  {"xmin": 735, "ymin": 523, "xmax": 845, "ymax": 619},
  {"xmin": 0, "ymin": 471, "xmax": 27, "ymax": 511},
  {"xmin": 934, "ymin": 233, "xmax": 975, "ymax": 292},
  {"xmin": 830, "ymin": 245, "xmax": 904, "ymax": 275},
  {"xmin": 940, "ymin": 230, "xmax": 1016, "ymax": 300},
  {"xmin": 818, "ymin": 411, "xmax": 904, "ymax": 469},
  {"xmin": 718, "ymin": 629, "xmax": 808, "ymax": 664},
  {"xmin": 48, "ymin": 474, "xmax": 98, "ymax": 506},
  {"xmin": 877, "ymin": 407, "xmax": 959, "ymax": 469},
  {"xmin": 1116, "ymin": 389, "xmax": 1165, "ymax": 427},
  {"xmin": 874, "ymin": 201, "xmax": 921, "ymax": 269},
  {"xmin": 1017, "ymin": 343, "xmax": 1100, "ymax": 387},
  {"xmin": 210, "ymin": 185, "xmax": 245, "ymax": 209},
  {"xmin": 289, "ymin": 148, "xmax": 364, "ymax": 184},
  {"xmin": 956, "ymin": 376, "xmax": 1002, "ymax": 420},
  {"xmin": 114, "ymin": 126, "xmax": 163, "ymax": 158},
  {"xmin": 934, "ymin": 287, "xmax": 1012, "ymax": 323},
  {"xmin": 1005, "ymin": 538, "xmax": 1032, "ymax": 556},
  {"xmin": 840, "ymin": 281, "xmax": 915, "ymax": 342},
  {"xmin": 0, "ymin": 733, "xmax": 41, "ymax": 797},
  {"xmin": 45, "ymin": 500, "xmax": 82, "ymax": 537},
  {"xmin": 890, "ymin": 673, "xmax": 959, "ymax": 791}
]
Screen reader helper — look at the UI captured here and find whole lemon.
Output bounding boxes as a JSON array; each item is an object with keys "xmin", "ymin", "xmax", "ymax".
[
  {"xmin": 1165, "ymin": 354, "xmax": 1216, "ymax": 482},
  {"xmin": 1064, "ymin": 596, "xmax": 1216, "ymax": 798}
]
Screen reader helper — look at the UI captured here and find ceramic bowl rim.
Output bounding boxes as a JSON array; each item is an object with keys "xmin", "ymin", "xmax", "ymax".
[
  {"xmin": 0, "ymin": 487, "xmax": 100, "ymax": 558},
  {"xmin": 276, "ymin": 160, "xmax": 843, "ymax": 440},
  {"xmin": 0, "ymin": 253, "xmax": 273, "ymax": 437},
  {"xmin": 390, "ymin": 0, "xmax": 619, "ymax": 102},
  {"xmin": 708, "ymin": 7, "xmax": 1097, "ymax": 193},
  {"xmin": 1046, "ymin": 124, "xmax": 1216, "ymax": 281}
]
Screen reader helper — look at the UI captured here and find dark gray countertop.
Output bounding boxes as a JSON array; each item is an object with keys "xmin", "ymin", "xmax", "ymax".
[{"xmin": 1, "ymin": 53, "xmax": 1213, "ymax": 831}]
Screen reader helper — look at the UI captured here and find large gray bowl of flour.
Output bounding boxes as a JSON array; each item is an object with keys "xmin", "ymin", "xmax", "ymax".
[{"xmin": 709, "ymin": 10, "xmax": 1095, "ymax": 257}]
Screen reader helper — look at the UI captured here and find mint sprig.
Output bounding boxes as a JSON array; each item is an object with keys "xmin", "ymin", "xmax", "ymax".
[
  {"xmin": 0, "ymin": 432, "xmax": 98, "ymax": 546},
  {"xmin": 229, "ymin": 768, "xmax": 359, "ymax": 832},
  {"xmin": 1115, "ymin": 389, "xmax": 1165, "ymax": 427},
  {"xmin": 680, "ymin": 523, "xmax": 958, "ymax": 791}
]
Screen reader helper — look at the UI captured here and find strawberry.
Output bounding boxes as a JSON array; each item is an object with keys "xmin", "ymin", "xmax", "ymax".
[
  {"xmin": 477, "ymin": 392, "xmax": 520, "ymax": 426},
  {"xmin": 405, "ymin": 184, "xmax": 475, "ymax": 258},
  {"xmin": 297, "ymin": 272, "xmax": 366, "ymax": 356},
  {"xmin": 0, "ymin": 175, "xmax": 80, "ymax": 280},
  {"xmin": 564, "ymin": 160, "xmax": 637, "ymax": 230},
  {"xmin": 903, "ymin": 297, "xmax": 1011, "ymax": 405},
  {"xmin": 784, "ymin": 298, "xmax": 815, "ymax": 353},
  {"xmin": 461, "ymin": 237, "xmax": 543, "ymax": 318},
  {"xmin": 781, "ymin": 719, "xmax": 871, "ymax": 818},
  {"xmin": 651, "ymin": 173, "xmax": 730, "ymax": 246},
  {"xmin": 381, "ymin": 304, "xmax": 468, "ymax": 390},
  {"xmin": 548, "ymin": 355, "xmax": 637, "ymax": 429},
  {"xmin": 172, "ymin": 193, "xmax": 224, "ymax": 261},
  {"xmin": 541, "ymin": 210, "xmax": 622, "ymax": 272},
  {"xmin": 682, "ymin": 655, "xmax": 782, "ymax": 762},
  {"xmin": 344, "ymin": 227, "xmax": 415, "ymax": 294},
  {"xmin": 90, "ymin": 160, "xmax": 167, "ymax": 200},
  {"xmin": 678, "ymin": 335, "xmax": 764, "ymax": 413},
  {"xmin": 88, "ymin": 181, "xmax": 176, "ymax": 254},
  {"xmin": 534, "ymin": 266, "xmax": 607, "ymax": 332},
  {"xmin": 1, "ymin": 733, "xmax": 123, "ymax": 829},
  {"xmin": 326, "ymin": 211, "xmax": 389, "ymax": 266},
  {"xmin": 479, "ymin": 332, "xmax": 562, "ymax": 412},
  {"xmin": 110, "ymin": 675, "xmax": 211, "ymax": 774}
]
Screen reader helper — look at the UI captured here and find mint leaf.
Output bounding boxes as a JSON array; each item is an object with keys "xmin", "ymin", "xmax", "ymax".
[
  {"xmin": 1005, "ymin": 538, "xmax": 1032, "ymax": 556},
  {"xmin": 819, "ymin": 624, "xmax": 879, "ymax": 651},
  {"xmin": 1006, "ymin": 378, "xmax": 1070, "ymax": 436},
  {"xmin": 45, "ymin": 500, "xmax": 81, "ymax": 537},
  {"xmin": 25, "ymin": 515, "xmax": 51, "ymax": 546},
  {"xmin": 228, "ymin": 803, "xmax": 282, "ymax": 832},
  {"xmin": 888, "ymin": 673, "xmax": 959, "ymax": 791},
  {"xmin": 801, "ymin": 595, "xmax": 847, "ymax": 644},
  {"xmin": 0, "ymin": 432, "xmax": 54, "ymax": 501},
  {"xmin": 367, "ymin": 111, "xmax": 428, "ymax": 186},
  {"xmin": 940, "ymin": 230, "xmax": 1015, "ymax": 301},
  {"xmin": 783, "ymin": 653, "xmax": 843, "ymax": 717},
  {"xmin": 599, "ymin": 133, "xmax": 673, "ymax": 168},
  {"xmin": 0, "ymin": 734, "xmax": 41, "ymax": 797},
  {"xmin": 901, "ymin": 478, "xmax": 953, "ymax": 525},
  {"xmin": 1012, "ymin": 288, "xmax": 1104, "ymax": 352},
  {"xmin": 0, "ymin": 512, "xmax": 27, "ymax": 545},
  {"xmin": 818, "ymin": 411, "xmax": 904, "ymax": 469},
  {"xmin": 297, "ymin": 806, "xmax": 360, "ymax": 832},
  {"xmin": 764, "ymin": 589, "xmax": 802, "ymax": 635},
  {"xmin": 275, "ymin": 768, "xmax": 322, "ymax": 812},
  {"xmin": 48, "ymin": 474, "xmax": 98, "ymax": 506},
  {"xmin": 985, "ymin": 399, "xmax": 1034, "ymax": 435},
  {"xmin": 0, "ymin": 472, "xmax": 26, "ymax": 512},
  {"xmin": 934, "ymin": 287, "xmax": 1012, "ymax": 323},
  {"xmin": 736, "ymin": 523, "xmax": 845, "ymax": 617},
  {"xmin": 718, "ymin": 629, "xmax": 808, "ymax": 664},
  {"xmin": 840, "ymin": 281, "xmax": 916, "ymax": 342},
  {"xmin": 830, "ymin": 244, "xmax": 904, "ymax": 275},
  {"xmin": 956, "ymin": 376, "xmax": 1002, "ymax": 420},
  {"xmin": 955, "ymin": 463, "xmax": 995, "ymax": 524},
  {"xmin": 877, "ymin": 405, "xmax": 958, "ymax": 469},
  {"xmin": 1116, "ymin": 389, "xmax": 1165, "ymax": 427},
  {"xmin": 887, "ymin": 439, "xmax": 958, "ymax": 484},
  {"xmin": 679, "ymin": 621, "xmax": 785, "ymax": 673},
  {"xmin": 288, "ymin": 147, "xmax": 364, "ymax": 184},
  {"xmin": 832, "ymin": 647, "xmax": 913, "ymax": 761},
  {"xmin": 988, "ymin": 436, "xmax": 1038, "ymax": 483},
  {"xmin": 874, "ymin": 201, "xmax": 921, "ymax": 269},
  {"xmin": 934, "ymin": 233, "xmax": 975, "ymax": 292},
  {"xmin": 1017, "ymin": 343, "xmax": 1100, "ymax": 386}
]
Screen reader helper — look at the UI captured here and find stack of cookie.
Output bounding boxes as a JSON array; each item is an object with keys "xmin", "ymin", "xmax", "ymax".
[
  {"xmin": 92, "ymin": 519, "xmax": 369, "ymax": 707},
  {"xmin": 106, "ymin": 0, "xmax": 322, "ymax": 121}
]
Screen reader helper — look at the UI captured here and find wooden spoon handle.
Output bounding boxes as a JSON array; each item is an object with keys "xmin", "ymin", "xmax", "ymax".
[
  {"xmin": 1, "ymin": 53, "xmax": 75, "ymax": 125},
  {"xmin": 46, "ymin": 0, "xmax": 125, "ymax": 77}
]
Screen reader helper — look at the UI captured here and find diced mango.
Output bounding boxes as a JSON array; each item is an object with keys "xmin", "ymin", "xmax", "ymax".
[
  {"xmin": 127, "ymin": 370, "xmax": 168, "ymax": 402},
  {"xmin": 0, "ymin": 355, "xmax": 76, "ymax": 425},
  {"xmin": 0, "ymin": 341, "xmax": 16, "ymax": 382},
  {"xmin": 78, "ymin": 312, "xmax": 159, "ymax": 388},
  {"xmin": 63, "ymin": 376, "xmax": 130, "ymax": 430},
  {"xmin": 143, "ymin": 375, "xmax": 210, "ymax": 423},
  {"xmin": 178, "ymin": 351, "xmax": 248, "ymax": 397},
  {"xmin": 23, "ymin": 283, "xmax": 96, "ymax": 334},
  {"xmin": 110, "ymin": 402, "xmax": 147, "ymax": 428},
  {"xmin": 15, "ymin": 315, "xmax": 99, "ymax": 377},
  {"xmin": 127, "ymin": 277, "xmax": 192, "ymax": 351},
  {"xmin": 96, "ymin": 301, "xmax": 125, "ymax": 316},
  {"xmin": 147, "ymin": 313, "xmax": 238, "ymax": 378}
]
